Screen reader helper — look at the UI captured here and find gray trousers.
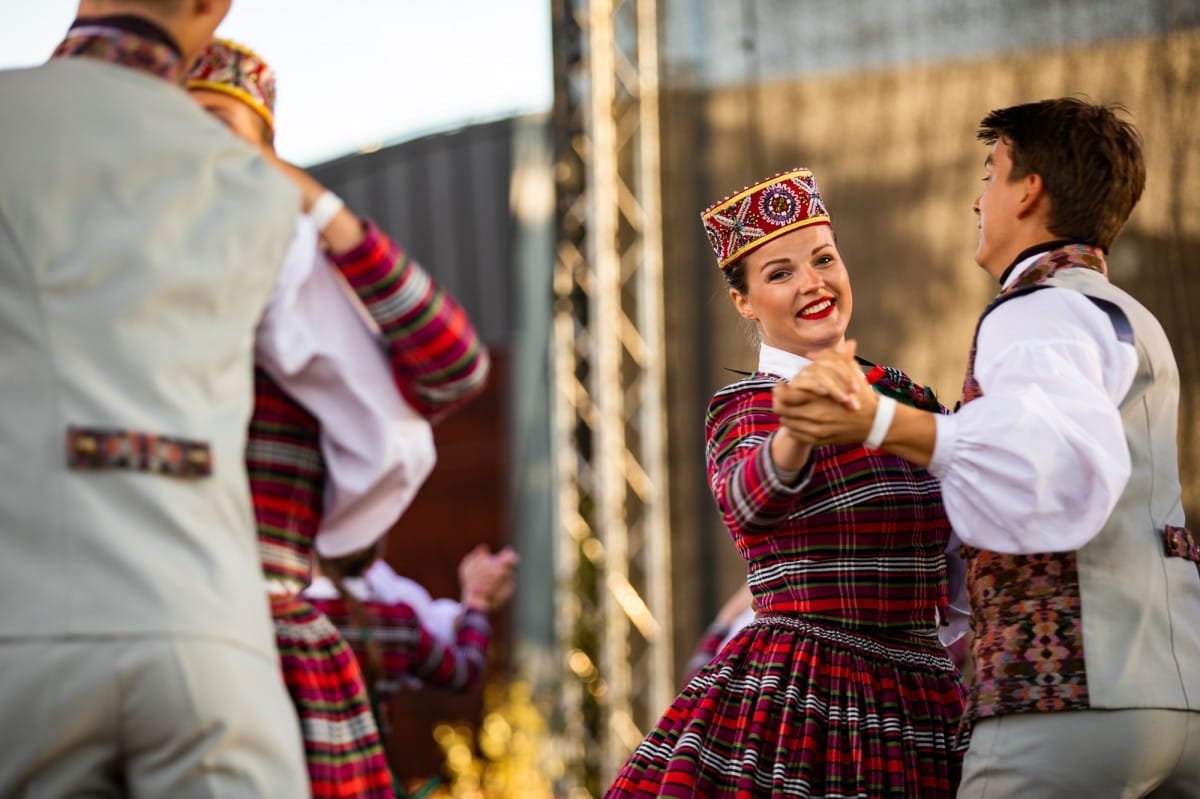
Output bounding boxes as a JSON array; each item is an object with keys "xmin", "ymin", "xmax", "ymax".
[
  {"xmin": 0, "ymin": 636, "xmax": 310, "ymax": 798},
  {"xmin": 959, "ymin": 709, "xmax": 1200, "ymax": 798}
]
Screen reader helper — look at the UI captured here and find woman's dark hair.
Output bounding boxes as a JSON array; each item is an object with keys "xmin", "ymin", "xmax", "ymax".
[{"xmin": 722, "ymin": 259, "xmax": 748, "ymax": 293}]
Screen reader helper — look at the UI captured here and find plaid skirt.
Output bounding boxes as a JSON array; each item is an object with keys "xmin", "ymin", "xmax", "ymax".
[
  {"xmin": 606, "ymin": 615, "xmax": 967, "ymax": 798},
  {"xmin": 272, "ymin": 594, "xmax": 396, "ymax": 799}
]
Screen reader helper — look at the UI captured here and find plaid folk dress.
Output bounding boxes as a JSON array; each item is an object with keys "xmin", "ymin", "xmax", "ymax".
[
  {"xmin": 607, "ymin": 362, "xmax": 966, "ymax": 798},
  {"xmin": 250, "ymin": 221, "xmax": 488, "ymax": 798},
  {"xmin": 304, "ymin": 590, "xmax": 493, "ymax": 721}
]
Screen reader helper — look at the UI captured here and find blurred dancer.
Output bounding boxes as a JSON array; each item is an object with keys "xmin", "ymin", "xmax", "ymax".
[
  {"xmin": 0, "ymin": 1, "xmax": 324, "ymax": 794},
  {"xmin": 306, "ymin": 542, "xmax": 517, "ymax": 798},
  {"xmin": 187, "ymin": 38, "xmax": 490, "ymax": 798}
]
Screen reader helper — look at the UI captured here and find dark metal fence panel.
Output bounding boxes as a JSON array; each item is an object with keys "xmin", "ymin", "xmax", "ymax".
[{"xmin": 309, "ymin": 118, "xmax": 517, "ymax": 347}]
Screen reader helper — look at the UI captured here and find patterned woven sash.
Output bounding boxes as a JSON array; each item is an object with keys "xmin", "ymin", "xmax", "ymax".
[
  {"xmin": 862, "ymin": 360, "xmax": 947, "ymax": 414},
  {"xmin": 959, "ymin": 244, "xmax": 1106, "ymax": 404}
]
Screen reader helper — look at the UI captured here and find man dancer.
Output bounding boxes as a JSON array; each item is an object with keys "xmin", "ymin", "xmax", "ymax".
[
  {"xmin": 774, "ymin": 97, "xmax": 1200, "ymax": 796},
  {"xmin": 0, "ymin": 2, "xmax": 414, "ymax": 795}
]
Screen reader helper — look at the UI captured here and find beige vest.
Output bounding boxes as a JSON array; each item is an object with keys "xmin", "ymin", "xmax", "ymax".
[
  {"xmin": 0, "ymin": 59, "xmax": 299, "ymax": 654},
  {"xmin": 1049, "ymin": 269, "xmax": 1200, "ymax": 710}
]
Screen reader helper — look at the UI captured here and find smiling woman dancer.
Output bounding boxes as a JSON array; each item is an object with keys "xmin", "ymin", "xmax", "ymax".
[{"xmin": 606, "ymin": 168, "xmax": 966, "ymax": 798}]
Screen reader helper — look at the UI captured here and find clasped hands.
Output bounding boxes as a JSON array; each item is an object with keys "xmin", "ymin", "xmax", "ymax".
[{"xmin": 772, "ymin": 340, "xmax": 879, "ymax": 447}]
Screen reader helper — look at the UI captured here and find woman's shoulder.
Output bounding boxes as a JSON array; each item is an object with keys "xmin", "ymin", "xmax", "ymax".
[
  {"xmin": 865, "ymin": 361, "xmax": 947, "ymax": 414},
  {"xmin": 707, "ymin": 372, "xmax": 781, "ymax": 417},
  {"xmin": 711, "ymin": 371, "xmax": 782, "ymax": 400},
  {"xmin": 705, "ymin": 373, "xmax": 785, "ymax": 446}
]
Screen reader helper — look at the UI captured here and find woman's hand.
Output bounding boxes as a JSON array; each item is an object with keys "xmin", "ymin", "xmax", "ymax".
[
  {"xmin": 773, "ymin": 340, "xmax": 878, "ymax": 446},
  {"xmin": 782, "ymin": 340, "xmax": 868, "ymax": 411},
  {"xmin": 459, "ymin": 545, "xmax": 519, "ymax": 612},
  {"xmin": 775, "ymin": 389, "xmax": 878, "ymax": 447}
]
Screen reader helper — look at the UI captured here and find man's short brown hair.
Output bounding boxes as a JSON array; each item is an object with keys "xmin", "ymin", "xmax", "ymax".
[{"xmin": 978, "ymin": 97, "xmax": 1145, "ymax": 251}]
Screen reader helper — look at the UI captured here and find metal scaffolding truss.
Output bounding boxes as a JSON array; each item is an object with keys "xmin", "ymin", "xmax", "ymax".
[{"xmin": 550, "ymin": 0, "xmax": 673, "ymax": 792}]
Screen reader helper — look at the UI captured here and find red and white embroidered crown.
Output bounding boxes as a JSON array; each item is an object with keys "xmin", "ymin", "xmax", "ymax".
[
  {"xmin": 186, "ymin": 38, "xmax": 277, "ymax": 132},
  {"xmin": 700, "ymin": 168, "xmax": 831, "ymax": 270}
]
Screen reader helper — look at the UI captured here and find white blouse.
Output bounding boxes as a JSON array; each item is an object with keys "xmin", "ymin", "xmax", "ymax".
[
  {"xmin": 929, "ymin": 254, "xmax": 1138, "ymax": 555},
  {"xmin": 255, "ymin": 214, "xmax": 436, "ymax": 558}
]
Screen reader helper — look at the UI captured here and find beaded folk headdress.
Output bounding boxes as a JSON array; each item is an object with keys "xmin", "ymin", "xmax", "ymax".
[
  {"xmin": 700, "ymin": 168, "xmax": 831, "ymax": 270},
  {"xmin": 185, "ymin": 38, "xmax": 276, "ymax": 132}
]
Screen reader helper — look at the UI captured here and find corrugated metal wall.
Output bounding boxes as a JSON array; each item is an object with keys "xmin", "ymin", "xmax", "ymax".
[{"xmin": 309, "ymin": 118, "xmax": 517, "ymax": 347}]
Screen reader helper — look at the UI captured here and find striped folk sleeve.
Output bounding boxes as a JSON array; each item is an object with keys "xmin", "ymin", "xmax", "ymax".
[
  {"xmin": 328, "ymin": 220, "xmax": 490, "ymax": 420},
  {"xmin": 413, "ymin": 608, "xmax": 492, "ymax": 692},
  {"xmin": 705, "ymin": 377, "xmax": 812, "ymax": 537},
  {"xmin": 312, "ymin": 598, "xmax": 493, "ymax": 694}
]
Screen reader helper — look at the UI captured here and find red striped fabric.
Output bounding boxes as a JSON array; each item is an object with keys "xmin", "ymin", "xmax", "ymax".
[
  {"xmin": 306, "ymin": 597, "xmax": 492, "ymax": 699},
  {"xmin": 706, "ymin": 374, "xmax": 951, "ymax": 629},
  {"xmin": 244, "ymin": 223, "xmax": 490, "ymax": 796},
  {"xmin": 609, "ymin": 367, "xmax": 965, "ymax": 797},
  {"xmin": 329, "ymin": 221, "xmax": 489, "ymax": 420},
  {"xmin": 272, "ymin": 595, "xmax": 394, "ymax": 798}
]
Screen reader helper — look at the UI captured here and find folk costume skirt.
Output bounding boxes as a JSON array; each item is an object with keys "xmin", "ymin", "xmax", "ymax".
[
  {"xmin": 272, "ymin": 594, "xmax": 396, "ymax": 799},
  {"xmin": 606, "ymin": 615, "xmax": 966, "ymax": 798}
]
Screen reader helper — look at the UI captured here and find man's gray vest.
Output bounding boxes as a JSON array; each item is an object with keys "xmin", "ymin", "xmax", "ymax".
[
  {"xmin": 1050, "ymin": 268, "xmax": 1200, "ymax": 711},
  {"xmin": 962, "ymin": 255, "xmax": 1200, "ymax": 726},
  {"xmin": 0, "ymin": 58, "xmax": 299, "ymax": 655}
]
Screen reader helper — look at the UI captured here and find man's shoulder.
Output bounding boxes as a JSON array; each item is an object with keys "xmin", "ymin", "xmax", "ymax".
[
  {"xmin": 0, "ymin": 61, "xmax": 64, "ymax": 100},
  {"xmin": 0, "ymin": 58, "xmax": 204, "ymax": 139},
  {"xmin": 0, "ymin": 57, "xmax": 162, "ymax": 94},
  {"xmin": 0, "ymin": 60, "xmax": 60, "ymax": 80},
  {"xmin": 1042, "ymin": 271, "xmax": 1153, "ymax": 328}
]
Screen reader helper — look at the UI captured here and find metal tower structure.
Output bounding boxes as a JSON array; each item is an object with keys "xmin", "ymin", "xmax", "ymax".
[{"xmin": 549, "ymin": 0, "xmax": 673, "ymax": 793}]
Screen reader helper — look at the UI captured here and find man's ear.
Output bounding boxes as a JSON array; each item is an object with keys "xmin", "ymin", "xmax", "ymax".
[
  {"xmin": 730, "ymin": 287, "xmax": 756, "ymax": 321},
  {"xmin": 1016, "ymin": 171, "xmax": 1045, "ymax": 220}
]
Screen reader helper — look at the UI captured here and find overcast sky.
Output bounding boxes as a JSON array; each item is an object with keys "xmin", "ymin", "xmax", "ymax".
[{"xmin": 0, "ymin": 0, "xmax": 554, "ymax": 165}]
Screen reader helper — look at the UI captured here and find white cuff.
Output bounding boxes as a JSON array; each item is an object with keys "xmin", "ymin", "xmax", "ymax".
[
  {"xmin": 863, "ymin": 395, "xmax": 897, "ymax": 450},
  {"xmin": 310, "ymin": 190, "xmax": 345, "ymax": 232},
  {"xmin": 927, "ymin": 412, "xmax": 956, "ymax": 477}
]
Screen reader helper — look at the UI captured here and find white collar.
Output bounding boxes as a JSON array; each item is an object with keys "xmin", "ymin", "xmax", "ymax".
[{"xmin": 756, "ymin": 343, "xmax": 811, "ymax": 380}]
